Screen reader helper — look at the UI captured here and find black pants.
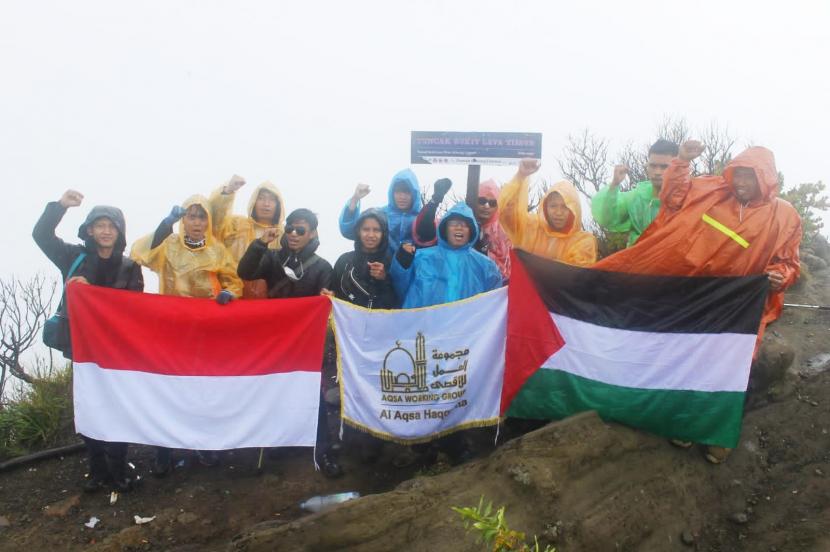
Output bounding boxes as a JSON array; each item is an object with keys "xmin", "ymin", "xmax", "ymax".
[{"xmin": 82, "ymin": 435, "xmax": 127, "ymax": 481}]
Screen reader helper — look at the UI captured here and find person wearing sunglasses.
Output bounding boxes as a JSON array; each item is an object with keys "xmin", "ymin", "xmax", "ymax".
[
  {"xmin": 207, "ymin": 175, "xmax": 287, "ymax": 298},
  {"xmin": 499, "ymin": 159, "xmax": 597, "ymax": 267},
  {"xmin": 34, "ymin": 190, "xmax": 144, "ymax": 494},
  {"xmin": 237, "ymin": 208, "xmax": 343, "ymax": 478},
  {"xmin": 338, "ymin": 168, "xmax": 423, "ymax": 254}
]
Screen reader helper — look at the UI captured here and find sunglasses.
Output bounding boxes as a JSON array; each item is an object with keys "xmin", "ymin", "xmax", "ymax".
[
  {"xmin": 477, "ymin": 197, "xmax": 498, "ymax": 208},
  {"xmin": 285, "ymin": 225, "xmax": 307, "ymax": 236}
]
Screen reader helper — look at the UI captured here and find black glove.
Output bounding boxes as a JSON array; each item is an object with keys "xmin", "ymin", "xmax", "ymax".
[{"xmin": 431, "ymin": 178, "xmax": 453, "ymax": 204}]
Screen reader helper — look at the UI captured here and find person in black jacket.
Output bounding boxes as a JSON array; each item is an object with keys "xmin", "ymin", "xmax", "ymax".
[
  {"xmin": 237, "ymin": 208, "xmax": 342, "ymax": 477},
  {"xmin": 323, "ymin": 208, "xmax": 398, "ymax": 309},
  {"xmin": 33, "ymin": 189, "xmax": 143, "ymax": 493}
]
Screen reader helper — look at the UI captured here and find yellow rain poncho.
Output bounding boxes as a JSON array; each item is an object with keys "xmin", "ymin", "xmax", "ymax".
[
  {"xmin": 131, "ymin": 195, "xmax": 243, "ymax": 298},
  {"xmin": 208, "ymin": 181, "xmax": 285, "ymax": 298},
  {"xmin": 499, "ymin": 176, "xmax": 597, "ymax": 267}
]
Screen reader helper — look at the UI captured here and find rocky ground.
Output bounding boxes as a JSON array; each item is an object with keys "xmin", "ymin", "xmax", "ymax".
[{"xmin": 1, "ymin": 263, "xmax": 828, "ymax": 552}]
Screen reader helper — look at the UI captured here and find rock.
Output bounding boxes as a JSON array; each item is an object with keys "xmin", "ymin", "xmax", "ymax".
[
  {"xmin": 0, "ymin": 515, "xmax": 10, "ymax": 528},
  {"xmin": 747, "ymin": 333, "xmax": 796, "ymax": 406},
  {"xmin": 177, "ymin": 512, "xmax": 199, "ymax": 524},
  {"xmin": 680, "ymin": 530, "xmax": 695, "ymax": 545},
  {"xmin": 802, "ymin": 253, "xmax": 828, "ymax": 272},
  {"xmin": 44, "ymin": 494, "xmax": 81, "ymax": 517},
  {"xmin": 729, "ymin": 512, "xmax": 749, "ymax": 525}
]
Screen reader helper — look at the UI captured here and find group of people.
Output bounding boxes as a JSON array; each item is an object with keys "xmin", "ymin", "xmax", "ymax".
[{"xmin": 33, "ymin": 138, "xmax": 803, "ymax": 493}]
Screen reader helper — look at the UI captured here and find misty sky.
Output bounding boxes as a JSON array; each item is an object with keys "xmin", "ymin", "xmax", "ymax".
[{"xmin": 2, "ymin": 0, "xmax": 828, "ymax": 292}]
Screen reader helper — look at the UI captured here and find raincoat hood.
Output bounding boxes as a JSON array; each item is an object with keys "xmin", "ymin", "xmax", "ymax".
[
  {"xmin": 723, "ymin": 147, "xmax": 778, "ymax": 203},
  {"xmin": 539, "ymin": 180, "xmax": 583, "ymax": 237},
  {"xmin": 247, "ymin": 181, "xmax": 286, "ymax": 227},
  {"xmin": 353, "ymin": 208, "xmax": 390, "ymax": 257},
  {"xmin": 78, "ymin": 205, "xmax": 128, "ymax": 254},
  {"xmin": 387, "ymin": 168, "xmax": 423, "ymax": 215},
  {"xmin": 178, "ymin": 195, "xmax": 215, "ymax": 248},
  {"xmin": 438, "ymin": 201, "xmax": 480, "ymax": 251}
]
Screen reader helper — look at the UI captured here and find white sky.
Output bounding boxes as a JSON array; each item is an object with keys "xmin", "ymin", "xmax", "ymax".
[{"xmin": 2, "ymin": 0, "xmax": 829, "ymax": 293}]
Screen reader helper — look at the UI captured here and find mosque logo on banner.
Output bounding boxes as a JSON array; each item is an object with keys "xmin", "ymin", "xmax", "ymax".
[{"xmin": 378, "ymin": 332, "xmax": 470, "ymax": 422}]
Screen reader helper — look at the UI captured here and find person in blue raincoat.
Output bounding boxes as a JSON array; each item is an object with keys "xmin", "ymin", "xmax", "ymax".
[
  {"xmin": 339, "ymin": 169, "xmax": 423, "ymax": 254},
  {"xmin": 391, "ymin": 200, "xmax": 502, "ymax": 308}
]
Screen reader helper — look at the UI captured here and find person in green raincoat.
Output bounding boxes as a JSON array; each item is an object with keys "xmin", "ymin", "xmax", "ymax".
[{"xmin": 591, "ymin": 139, "xmax": 678, "ymax": 247}]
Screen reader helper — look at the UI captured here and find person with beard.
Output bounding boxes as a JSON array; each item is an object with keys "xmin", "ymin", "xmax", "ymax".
[
  {"xmin": 208, "ymin": 175, "xmax": 286, "ymax": 298},
  {"xmin": 33, "ymin": 189, "xmax": 143, "ymax": 493},
  {"xmin": 237, "ymin": 208, "xmax": 342, "ymax": 477},
  {"xmin": 131, "ymin": 195, "xmax": 242, "ymax": 474}
]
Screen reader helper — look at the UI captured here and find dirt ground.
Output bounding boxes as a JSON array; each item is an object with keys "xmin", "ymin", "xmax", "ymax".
[{"xmin": 0, "ymin": 266, "xmax": 828, "ymax": 552}]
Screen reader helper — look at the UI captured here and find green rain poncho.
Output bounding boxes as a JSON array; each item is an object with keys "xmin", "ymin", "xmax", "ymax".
[{"xmin": 591, "ymin": 181, "xmax": 660, "ymax": 247}]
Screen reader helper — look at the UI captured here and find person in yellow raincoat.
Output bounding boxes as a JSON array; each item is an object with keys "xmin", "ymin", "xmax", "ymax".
[
  {"xmin": 131, "ymin": 195, "xmax": 242, "ymax": 300},
  {"xmin": 499, "ymin": 159, "xmax": 597, "ymax": 266},
  {"xmin": 130, "ymin": 194, "xmax": 242, "ymax": 474},
  {"xmin": 207, "ymin": 176, "xmax": 286, "ymax": 298}
]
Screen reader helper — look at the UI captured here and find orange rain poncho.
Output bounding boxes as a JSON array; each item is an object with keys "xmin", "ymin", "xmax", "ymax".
[
  {"xmin": 499, "ymin": 176, "xmax": 597, "ymax": 267},
  {"xmin": 597, "ymin": 147, "xmax": 802, "ymax": 337},
  {"xmin": 208, "ymin": 181, "xmax": 286, "ymax": 298},
  {"xmin": 131, "ymin": 195, "xmax": 243, "ymax": 299}
]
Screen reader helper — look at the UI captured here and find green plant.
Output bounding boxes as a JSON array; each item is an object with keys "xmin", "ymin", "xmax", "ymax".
[
  {"xmin": 0, "ymin": 365, "xmax": 74, "ymax": 458},
  {"xmin": 452, "ymin": 496, "xmax": 555, "ymax": 552}
]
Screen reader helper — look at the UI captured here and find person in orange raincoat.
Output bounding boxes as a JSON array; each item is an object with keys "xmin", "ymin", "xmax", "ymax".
[
  {"xmin": 499, "ymin": 159, "xmax": 597, "ymax": 267},
  {"xmin": 596, "ymin": 140, "xmax": 802, "ymax": 464}
]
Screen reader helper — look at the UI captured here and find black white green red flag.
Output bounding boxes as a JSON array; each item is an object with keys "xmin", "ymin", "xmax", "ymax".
[{"xmin": 506, "ymin": 250, "xmax": 768, "ymax": 448}]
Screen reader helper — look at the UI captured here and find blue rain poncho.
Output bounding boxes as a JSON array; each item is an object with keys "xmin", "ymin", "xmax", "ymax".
[{"xmin": 391, "ymin": 201, "xmax": 502, "ymax": 308}]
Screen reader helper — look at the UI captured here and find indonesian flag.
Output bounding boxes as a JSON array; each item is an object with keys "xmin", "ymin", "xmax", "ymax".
[
  {"xmin": 507, "ymin": 250, "xmax": 768, "ymax": 448},
  {"xmin": 67, "ymin": 284, "xmax": 330, "ymax": 450}
]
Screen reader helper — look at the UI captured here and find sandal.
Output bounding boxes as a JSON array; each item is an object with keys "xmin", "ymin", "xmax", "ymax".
[
  {"xmin": 704, "ymin": 446, "xmax": 732, "ymax": 464},
  {"xmin": 670, "ymin": 439, "xmax": 693, "ymax": 449}
]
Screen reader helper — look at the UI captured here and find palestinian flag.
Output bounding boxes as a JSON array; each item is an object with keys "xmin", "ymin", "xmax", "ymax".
[
  {"xmin": 67, "ymin": 284, "xmax": 330, "ymax": 450},
  {"xmin": 507, "ymin": 250, "xmax": 768, "ymax": 448}
]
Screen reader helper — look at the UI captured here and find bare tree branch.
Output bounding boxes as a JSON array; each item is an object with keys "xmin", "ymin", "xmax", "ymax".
[
  {"xmin": 557, "ymin": 129, "xmax": 610, "ymax": 201},
  {"xmin": 0, "ymin": 274, "xmax": 57, "ymax": 393}
]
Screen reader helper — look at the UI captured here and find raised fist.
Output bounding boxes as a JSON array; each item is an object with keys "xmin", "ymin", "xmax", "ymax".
[
  {"xmin": 223, "ymin": 175, "xmax": 246, "ymax": 195},
  {"xmin": 517, "ymin": 158, "xmax": 541, "ymax": 178},
  {"xmin": 678, "ymin": 140, "xmax": 705, "ymax": 162},
  {"xmin": 59, "ymin": 190, "xmax": 84, "ymax": 208},
  {"xmin": 260, "ymin": 227, "xmax": 279, "ymax": 244},
  {"xmin": 353, "ymin": 183, "xmax": 371, "ymax": 201},
  {"xmin": 611, "ymin": 165, "xmax": 629, "ymax": 187}
]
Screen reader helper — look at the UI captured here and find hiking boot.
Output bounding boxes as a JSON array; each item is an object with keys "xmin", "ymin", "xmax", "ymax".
[
  {"xmin": 704, "ymin": 446, "xmax": 732, "ymax": 464},
  {"xmin": 112, "ymin": 477, "xmax": 134, "ymax": 493},
  {"xmin": 317, "ymin": 453, "xmax": 343, "ymax": 478},
  {"xmin": 153, "ymin": 456, "xmax": 172, "ymax": 478},
  {"xmin": 197, "ymin": 450, "xmax": 220, "ymax": 467},
  {"xmin": 83, "ymin": 476, "xmax": 108, "ymax": 493}
]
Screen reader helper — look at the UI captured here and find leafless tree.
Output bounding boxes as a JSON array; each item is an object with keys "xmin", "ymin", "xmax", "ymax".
[
  {"xmin": 557, "ymin": 129, "xmax": 610, "ymax": 201},
  {"xmin": 614, "ymin": 142, "xmax": 649, "ymax": 188},
  {"xmin": 0, "ymin": 274, "xmax": 57, "ymax": 396},
  {"xmin": 698, "ymin": 121, "xmax": 736, "ymax": 176},
  {"xmin": 655, "ymin": 115, "xmax": 691, "ymax": 146}
]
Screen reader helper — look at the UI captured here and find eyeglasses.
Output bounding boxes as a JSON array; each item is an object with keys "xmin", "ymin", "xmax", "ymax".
[
  {"xmin": 285, "ymin": 225, "xmax": 307, "ymax": 236},
  {"xmin": 477, "ymin": 197, "xmax": 498, "ymax": 208}
]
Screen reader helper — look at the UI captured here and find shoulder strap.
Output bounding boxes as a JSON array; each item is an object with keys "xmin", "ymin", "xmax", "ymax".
[
  {"xmin": 56, "ymin": 252, "xmax": 87, "ymax": 314},
  {"xmin": 66, "ymin": 252, "xmax": 87, "ymax": 281}
]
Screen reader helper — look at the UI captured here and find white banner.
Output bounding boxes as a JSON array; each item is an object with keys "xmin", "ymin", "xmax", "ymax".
[{"xmin": 331, "ymin": 288, "xmax": 507, "ymax": 443}]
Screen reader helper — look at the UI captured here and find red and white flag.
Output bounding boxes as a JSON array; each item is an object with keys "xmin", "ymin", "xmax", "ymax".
[{"xmin": 67, "ymin": 284, "xmax": 330, "ymax": 450}]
